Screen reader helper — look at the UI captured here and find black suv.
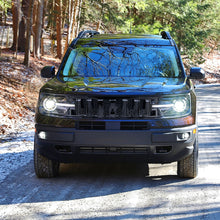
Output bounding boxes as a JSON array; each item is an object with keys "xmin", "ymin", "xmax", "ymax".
[{"xmin": 34, "ymin": 31, "xmax": 205, "ymax": 178}]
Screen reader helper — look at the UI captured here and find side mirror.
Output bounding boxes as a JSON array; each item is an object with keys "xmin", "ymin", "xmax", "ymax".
[
  {"xmin": 41, "ymin": 66, "xmax": 55, "ymax": 78},
  {"xmin": 189, "ymin": 67, "xmax": 205, "ymax": 79}
]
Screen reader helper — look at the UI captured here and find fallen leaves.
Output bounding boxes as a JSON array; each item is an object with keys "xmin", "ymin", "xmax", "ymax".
[
  {"xmin": 0, "ymin": 59, "xmax": 38, "ymax": 137},
  {"xmin": 0, "ymin": 49, "xmax": 60, "ymax": 138}
]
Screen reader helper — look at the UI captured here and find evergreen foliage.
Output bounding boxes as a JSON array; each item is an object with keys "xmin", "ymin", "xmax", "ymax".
[
  {"xmin": 117, "ymin": 0, "xmax": 219, "ymax": 63},
  {"xmin": 78, "ymin": 0, "xmax": 219, "ymax": 63},
  {"xmin": 1, "ymin": 0, "xmax": 219, "ymax": 64},
  {"xmin": 0, "ymin": 0, "xmax": 11, "ymax": 13}
]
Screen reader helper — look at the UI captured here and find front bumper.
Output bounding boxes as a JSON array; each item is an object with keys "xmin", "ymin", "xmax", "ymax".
[{"xmin": 35, "ymin": 123, "xmax": 197, "ymax": 163}]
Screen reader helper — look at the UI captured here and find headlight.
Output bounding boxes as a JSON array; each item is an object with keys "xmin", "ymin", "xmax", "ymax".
[
  {"xmin": 173, "ymin": 99, "xmax": 187, "ymax": 113},
  {"xmin": 43, "ymin": 97, "xmax": 57, "ymax": 112},
  {"xmin": 39, "ymin": 94, "xmax": 75, "ymax": 116},
  {"xmin": 152, "ymin": 94, "xmax": 191, "ymax": 118}
]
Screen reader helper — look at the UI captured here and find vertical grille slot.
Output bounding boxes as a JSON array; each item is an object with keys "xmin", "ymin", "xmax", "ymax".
[{"xmin": 97, "ymin": 99, "xmax": 104, "ymax": 118}]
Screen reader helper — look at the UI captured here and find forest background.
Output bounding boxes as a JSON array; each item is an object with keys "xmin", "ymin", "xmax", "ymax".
[
  {"xmin": 0, "ymin": 0, "xmax": 219, "ymax": 137},
  {"xmin": 1, "ymin": 0, "xmax": 220, "ymax": 64}
]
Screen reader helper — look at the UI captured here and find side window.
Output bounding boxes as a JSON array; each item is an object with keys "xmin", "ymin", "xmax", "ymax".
[{"xmin": 63, "ymin": 50, "xmax": 77, "ymax": 76}]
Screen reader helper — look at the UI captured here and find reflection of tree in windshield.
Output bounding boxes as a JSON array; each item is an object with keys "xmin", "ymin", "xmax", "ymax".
[{"xmin": 63, "ymin": 46, "xmax": 180, "ymax": 78}]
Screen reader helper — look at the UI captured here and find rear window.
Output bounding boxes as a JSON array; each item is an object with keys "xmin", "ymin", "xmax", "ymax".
[{"xmin": 59, "ymin": 45, "xmax": 183, "ymax": 80}]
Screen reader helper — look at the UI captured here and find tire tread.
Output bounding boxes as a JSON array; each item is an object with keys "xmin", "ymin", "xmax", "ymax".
[
  {"xmin": 177, "ymin": 138, "xmax": 198, "ymax": 178},
  {"xmin": 34, "ymin": 142, "xmax": 59, "ymax": 178}
]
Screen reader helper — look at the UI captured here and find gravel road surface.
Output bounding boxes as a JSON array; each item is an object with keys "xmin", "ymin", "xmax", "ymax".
[{"xmin": 0, "ymin": 84, "xmax": 220, "ymax": 220}]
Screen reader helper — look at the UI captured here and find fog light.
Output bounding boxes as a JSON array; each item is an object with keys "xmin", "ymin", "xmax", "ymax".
[
  {"xmin": 178, "ymin": 132, "xmax": 190, "ymax": 141},
  {"xmin": 38, "ymin": 131, "xmax": 46, "ymax": 139}
]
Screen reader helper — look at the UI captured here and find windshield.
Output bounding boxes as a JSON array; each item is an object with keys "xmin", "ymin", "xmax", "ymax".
[{"xmin": 59, "ymin": 45, "xmax": 182, "ymax": 80}]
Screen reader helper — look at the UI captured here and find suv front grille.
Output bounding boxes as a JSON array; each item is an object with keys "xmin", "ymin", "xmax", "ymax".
[{"xmin": 69, "ymin": 97, "xmax": 158, "ymax": 119}]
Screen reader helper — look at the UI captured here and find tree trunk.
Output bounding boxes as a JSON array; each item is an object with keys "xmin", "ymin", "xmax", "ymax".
[
  {"xmin": 24, "ymin": 0, "xmax": 35, "ymax": 67},
  {"xmin": 76, "ymin": 0, "xmax": 83, "ymax": 37},
  {"xmin": 11, "ymin": 0, "xmax": 21, "ymax": 52},
  {"xmin": 34, "ymin": 0, "xmax": 44, "ymax": 58},
  {"xmin": 64, "ymin": 0, "xmax": 74, "ymax": 53},
  {"xmin": 18, "ymin": 0, "xmax": 29, "ymax": 52},
  {"xmin": 96, "ymin": 20, "xmax": 101, "ymax": 32},
  {"xmin": 71, "ymin": 0, "xmax": 79, "ymax": 40},
  {"xmin": 11, "ymin": 0, "xmax": 31, "ymax": 52},
  {"xmin": 32, "ymin": 2, "xmax": 38, "ymax": 57},
  {"xmin": 62, "ymin": 0, "xmax": 68, "ymax": 29},
  {"xmin": 56, "ymin": 0, "xmax": 62, "ymax": 59},
  {"xmin": 41, "ymin": 0, "xmax": 48, "ymax": 56},
  {"xmin": 17, "ymin": 17, "xmax": 26, "ymax": 51}
]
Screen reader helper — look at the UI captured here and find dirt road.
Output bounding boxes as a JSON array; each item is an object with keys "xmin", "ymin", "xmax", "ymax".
[{"xmin": 0, "ymin": 84, "xmax": 220, "ymax": 220}]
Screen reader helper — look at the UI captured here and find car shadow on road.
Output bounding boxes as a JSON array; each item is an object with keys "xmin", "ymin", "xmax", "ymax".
[
  {"xmin": 0, "ymin": 160, "xmax": 190, "ymax": 205},
  {"xmin": 58, "ymin": 162, "xmax": 180, "ymax": 181},
  {"xmin": 1, "ymin": 153, "xmax": 219, "ymax": 220}
]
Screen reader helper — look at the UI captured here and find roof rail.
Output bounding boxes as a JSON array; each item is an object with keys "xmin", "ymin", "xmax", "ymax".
[
  {"xmin": 161, "ymin": 31, "xmax": 172, "ymax": 40},
  {"xmin": 70, "ymin": 30, "xmax": 100, "ymax": 48},
  {"xmin": 77, "ymin": 30, "xmax": 100, "ymax": 39},
  {"xmin": 161, "ymin": 31, "xmax": 174, "ymax": 46}
]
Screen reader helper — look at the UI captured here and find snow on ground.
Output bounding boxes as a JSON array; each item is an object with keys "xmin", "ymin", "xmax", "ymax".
[
  {"xmin": 0, "ymin": 104, "xmax": 35, "ymax": 139},
  {"xmin": 0, "ymin": 130, "xmax": 34, "ymax": 183}
]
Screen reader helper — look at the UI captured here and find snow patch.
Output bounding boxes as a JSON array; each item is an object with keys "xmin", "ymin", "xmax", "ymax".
[
  {"xmin": 195, "ymin": 83, "xmax": 220, "ymax": 88},
  {"xmin": 0, "ymin": 130, "xmax": 34, "ymax": 183}
]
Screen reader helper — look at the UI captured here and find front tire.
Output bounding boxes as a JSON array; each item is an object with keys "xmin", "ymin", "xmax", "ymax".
[
  {"xmin": 34, "ymin": 141, "xmax": 60, "ymax": 178},
  {"xmin": 177, "ymin": 138, "xmax": 198, "ymax": 178}
]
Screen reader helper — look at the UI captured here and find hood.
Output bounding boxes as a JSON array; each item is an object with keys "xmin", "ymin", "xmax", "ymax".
[{"xmin": 40, "ymin": 76, "xmax": 190, "ymax": 96}]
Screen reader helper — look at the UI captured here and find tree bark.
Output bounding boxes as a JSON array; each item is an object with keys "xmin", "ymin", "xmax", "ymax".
[
  {"xmin": 18, "ymin": 0, "xmax": 29, "ymax": 51},
  {"xmin": 41, "ymin": 0, "xmax": 48, "ymax": 56},
  {"xmin": 24, "ymin": 0, "xmax": 35, "ymax": 67},
  {"xmin": 56, "ymin": 0, "xmax": 62, "ymax": 59},
  {"xmin": 11, "ymin": 0, "xmax": 31, "ymax": 52},
  {"xmin": 76, "ymin": 0, "xmax": 83, "ymax": 37},
  {"xmin": 62, "ymin": 0, "xmax": 68, "ymax": 29},
  {"xmin": 64, "ymin": 0, "xmax": 74, "ymax": 53},
  {"xmin": 34, "ymin": 0, "xmax": 44, "ymax": 58},
  {"xmin": 11, "ymin": 0, "xmax": 21, "ymax": 52},
  {"xmin": 96, "ymin": 20, "xmax": 101, "ymax": 32},
  {"xmin": 71, "ymin": 0, "xmax": 79, "ymax": 40}
]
